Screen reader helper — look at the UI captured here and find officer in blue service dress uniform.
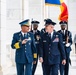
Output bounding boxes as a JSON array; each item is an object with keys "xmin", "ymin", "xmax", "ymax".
[
  {"xmin": 30, "ymin": 20, "xmax": 41, "ymax": 75},
  {"xmin": 58, "ymin": 21, "xmax": 72, "ymax": 75},
  {"xmin": 11, "ymin": 19, "xmax": 37, "ymax": 75},
  {"xmin": 39, "ymin": 19, "xmax": 66, "ymax": 75}
]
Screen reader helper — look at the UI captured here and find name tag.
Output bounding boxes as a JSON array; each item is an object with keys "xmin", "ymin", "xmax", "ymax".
[
  {"xmin": 26, "ymin": 37, "xmax": 31, "ymax": 42},
  {"xmin": 43, "ymin": 40, "xmax": 47, "ymax": 42},
  {"xmin": 35, "ymin": 42, "xmax": 39, "ymax": 44}
]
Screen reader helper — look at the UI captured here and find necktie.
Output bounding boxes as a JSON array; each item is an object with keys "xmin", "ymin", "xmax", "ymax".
[
  {"xmin": 48, "ymin": 33, "xmax": 52, "ymax": 44},
  {"xmin": 48, "ymin": 33, "xmax": 51, "ymax": 39},
  {"xmin": 63, "ymin": 30, "xmax": 65, "ymax": 35},
  {"xmin": 24, "ymin": 34, "xmax": 27, "ymax": 39}
]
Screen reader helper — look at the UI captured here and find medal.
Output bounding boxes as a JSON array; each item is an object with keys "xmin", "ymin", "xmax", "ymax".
[{"xmin": 36, "ymin": 35, "xmax": 40, "ymax": 40}]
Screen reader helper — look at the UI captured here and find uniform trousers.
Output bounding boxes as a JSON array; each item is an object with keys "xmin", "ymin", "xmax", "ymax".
[
  {"xmin": 32, "ymin": 56, "xmax": 38, "ymax": 75},
  {"xmin": 16, "ymin": 62, "xmax": 32, "ymax": 75},
  {"xmin": 42, "ymin": 63, "xmax": 59, "ymax": 75},
  {"xmin": 60, "ymin": 52, "xmax": 70, "ymax": 75}
]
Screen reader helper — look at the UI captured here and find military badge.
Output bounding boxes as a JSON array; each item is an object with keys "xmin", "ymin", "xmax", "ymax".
[
  {"xmin": 56, "ymin": 35, "xmax": 58, "ymax": 38},
  {"xmin": 36, "ymin": 35, "xmax": 40, "ymax": 40}
]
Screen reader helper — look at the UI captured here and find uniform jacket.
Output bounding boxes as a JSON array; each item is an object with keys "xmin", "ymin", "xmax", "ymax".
[
  {"xmin": 11, "ymin": 31, "xmax": 37, "ymax": 63},
  {"xmin": 30, "ymin": 30, "xmax": 41, "ymax": 54},
  {"xmin": 39, "ymin": 31, "xmax": 66, "ymax": 65},
  {"xmin": 30, "ymin": 30, "xmax": 41, "ymax": 44},
  {"xmin": 58, "ymin": 30, "xmax": 72, "ymax": 53}
]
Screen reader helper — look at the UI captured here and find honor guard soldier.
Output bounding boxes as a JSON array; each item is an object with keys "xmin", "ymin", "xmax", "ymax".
[
  {"xmin": 30, "ymin": 20, "xmax": 41, "ymax": 75},
  {"xmin": 58, "ymin": 21, "xmax": 72, "ymax": 75},
  {"xmin": 11, "ymin": 19, "xmax": 37, "ymax": 75},
  {"xmin": 39, "ymin": 19, "xmax": 66, "ymax": 75}
]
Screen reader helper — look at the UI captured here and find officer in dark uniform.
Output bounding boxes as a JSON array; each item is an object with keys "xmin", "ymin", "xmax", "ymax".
[
  {"xmin": 39, "ymin": 19, "xmax": 66, "ymax": 75},
  {"xmin": 58, "ymin": 21, "xmax": 72, "ymax": 75},
  {"xmin": 30, "ymin": 20, "xmax": 41, "ymax": 75},
  {"xmin": 11, "ymin": 19, "xmax": 37, "ymax": 75}
]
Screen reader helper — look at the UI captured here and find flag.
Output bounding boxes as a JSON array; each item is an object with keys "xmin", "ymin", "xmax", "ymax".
[
  {"xmin": 45, "ymin": 0, "xmax": 61, "ymax": 5},
  {"xmin": 59, "ymin": 2, "xmax": 68, "ymax": 21}
]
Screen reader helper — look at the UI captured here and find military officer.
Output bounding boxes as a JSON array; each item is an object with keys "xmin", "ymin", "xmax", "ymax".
[
  {"xmin": 39, "ymin": 19, "xmax": 66, "ymax": 75},
  {"xmin": 58, "ymin": 21, "xmax": 72, "ymax": 75},
  {"xmin": 30, "ymin": 20, "xmax": 41, "ymax": 75},
  {"xmin": 11, "ymin": 19, "xmax": 37, "ymax": 75}
]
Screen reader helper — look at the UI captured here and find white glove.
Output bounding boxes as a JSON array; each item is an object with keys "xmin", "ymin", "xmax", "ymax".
[
  {"xmin": 65, "ymin": 43, "xmax": 70, "ymax": 47},
  {"xmin": 39, "ymin": 57, "xmax": 43, "ymax": 63}
]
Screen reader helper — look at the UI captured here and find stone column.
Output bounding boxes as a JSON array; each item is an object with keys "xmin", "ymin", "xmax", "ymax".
[{"xmin": 0, "ymin": 0, "xmax": 6, "ymax": 75}]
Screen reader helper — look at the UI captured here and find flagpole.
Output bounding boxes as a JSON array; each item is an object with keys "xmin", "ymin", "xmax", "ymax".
[
  {"xmin": 45, "ymin": 5, "xmax": 47, "ymax": 18},
  {"xmin": 67, "ymin": 0, "xmax": 69, "ymax": 30},
  {"xmin": 66, "ymin": 20, "xmax": 69, "ymax": 44},
  {"xmin": 66, "ymin": 0, "xmax": 69, "ymax": 43},
  {"xmin": 48, "ymin": 6, "xmax": 49, "ymax": 18},
  {"xmin": 30, "ymin": 18, "xmax": 33, "ymax": 31}
]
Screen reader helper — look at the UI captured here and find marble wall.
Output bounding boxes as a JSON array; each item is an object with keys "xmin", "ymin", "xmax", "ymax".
[
  {"xmin": 69, "ymin": 0, "xmax": 76, "ymax": 40},
  {"xmin": 0, "ymin": 0, "xmax": 7, "ymax": 74}
]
